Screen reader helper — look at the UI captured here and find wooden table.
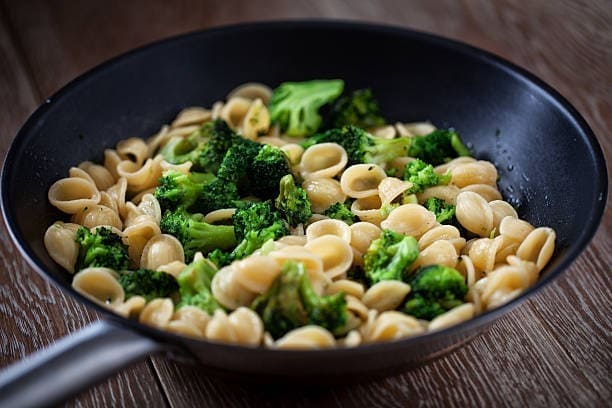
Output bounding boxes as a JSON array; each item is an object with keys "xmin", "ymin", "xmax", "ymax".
[{"xmin": 0, "ymin": 1, "xmax": 610, "ymax": 406}]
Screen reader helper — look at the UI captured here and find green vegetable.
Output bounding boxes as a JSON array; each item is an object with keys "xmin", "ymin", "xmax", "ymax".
[
  {"xmin": 209, "ymin": 201, "xmax": 289, "ymax": 267},
  {"xmin": 75, "ymin": 226, "xmax": 129, "ymax": 271},
  {"xmin": 154, "ymin": 171, "xmax": 216, "ymax": 212},
  {"xmin": 329, "ymin": 88, "xmax": 385, "ymax": 129},
  {"xmin": 404, "ymin": 159, "xmax": 451, "ymax": 194},
  {"xmin": 160, "ymin": 119, "xmax": 242, "ymax": 173},
  {"xmin": 424, "ymin": 197, "xmax": 456, "ymax": 224},
  {"xmin": 275, "ymin": 174, "xmax": 312, "ymax": 227},
  {"xmin": 363, "ymin": 229, "xmax": 419, "ymax": 285},
  {"xmin": 251, "ymin": 261, "xmax": 347, "ymax": 339},
  {"xmin": 119, "ymin": 268, "xmax": 178, "ymax": 302},
  {"xmin": 216, "ymin": 138, "xmax": 263, "ymax": 191},
  {"xmin": 197, "ymin": 178, "xmax": 242, "ymax": 215},
  {"xmin": 303, "ymin": 125, "xmax": 411, "ymax": 166},
  {"xmin": 160, "ymin": 207, "xmax": 236, "ymax": 262},
  {"xmin": 249, "ymin": 145, "xmax": 292, "ymax": 198},
  {"xmin": 323, "ymin": 201, "xmax": 358, "ymax": 225},
  {"xmin": 403, "ymin": 265, "xmax": 468, "ymax": 320},
  {"xmin": 176, "ymin": 256, "xmax": 221, "ymax": 314},
  {"xmin": 269, "ymin": 79, "xmax": 344, "ymax": 137},
  {"xmin": 407, "ymin": 129, "xmax": 471, "ymax": 165}
]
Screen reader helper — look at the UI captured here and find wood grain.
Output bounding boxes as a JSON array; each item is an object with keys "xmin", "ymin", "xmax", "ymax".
[
  {"xmin": 0, "ymin": 0, "xmax": 610, "ymax": 406},
  {"xmin": 0, "ymin": 4, "xmax": 167, "ymax": 407}
]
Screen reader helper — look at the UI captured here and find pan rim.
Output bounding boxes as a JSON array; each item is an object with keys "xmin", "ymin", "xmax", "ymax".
[{"xmin": 1, "ymin": 19, "xmax": 607, "ymax": 357}]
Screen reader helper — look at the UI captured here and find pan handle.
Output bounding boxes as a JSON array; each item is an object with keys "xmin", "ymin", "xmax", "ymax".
[{"xmin": 0, "ymin": 319, "xmax": 164, "ymax": 408}]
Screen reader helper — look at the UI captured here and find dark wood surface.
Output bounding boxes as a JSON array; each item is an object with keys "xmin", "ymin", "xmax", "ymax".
[{"xmin": 0, "ymin": 0, "xmax": 610, "ymax": 406}]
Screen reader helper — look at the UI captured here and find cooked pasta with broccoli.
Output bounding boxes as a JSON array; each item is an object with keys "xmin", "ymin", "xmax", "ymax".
[{"xmin": 44, "ymin": 79, "xmax": 556, "ymax": 349}]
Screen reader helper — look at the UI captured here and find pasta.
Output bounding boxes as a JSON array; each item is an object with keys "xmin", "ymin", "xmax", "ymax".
[{"xmin": 44, "ymin": 80, "xmax": 556, "ymax": 349}]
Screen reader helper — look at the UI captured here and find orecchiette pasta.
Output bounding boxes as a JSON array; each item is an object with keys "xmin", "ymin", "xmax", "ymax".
[{"xmin": 45, "ymin": 81, "xmax": 557, "ymax": 349}]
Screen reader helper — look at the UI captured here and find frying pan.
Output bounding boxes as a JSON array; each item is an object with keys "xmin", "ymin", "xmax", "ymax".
[{"xmin": 0, "ymin": 21, "xmax": 607, "ymax": 407}]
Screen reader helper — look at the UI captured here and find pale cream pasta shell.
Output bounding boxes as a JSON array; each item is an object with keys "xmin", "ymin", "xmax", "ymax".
[
  {"xmin": 434, "ymin": 156, "xmax": 476, "ymax": 175},
  {"xmin": 171, "ymin": 107, "xmax": 212, "ymax": 128},
  {"xmin": 105, "ymin": 177, "xmax": 128, "ymax": 218},
  {"xmin": 72, "ymin": 204, "xmax": 123, "ymax": 230},
  {"xmin": 340, "ymin": 164, "xmax": 387, "ymax": 198},
  {"xmin": 455, "ymin": 191, "xmax": 494, "ymax": 237},
  {"xmin": 72, "ymin": 267, "xmax": 124, "ymax": 309},
  {"xmin": 137, "ymin": 193, "xmax": 162, "ymax": 225},
  {"xmin": 140, "ymin": 234, "xmax": 185, "ymax": 270},
  {"xmin": 160, "ymin": 160, "xmax": 192, "ymax": 174},
  {"xmin": 417, "ymin": 185, "xmax": 460, "ymax": 205},
  {"xmin": 114, "ymin": 296, "xmax": 147, "ymax": 319},
  {"xmin": 418, "ymin": 225, "xmax": 461, "ymax": 251},
  {"xmin": 227, "ymin": 82, "xmax": 273, "ymax": 105},
  {"xmin": 116, "ymin": 155, "xmax": 163, "ymax": 193},
  {"xmin": 380, "ymin": 203, "xmax": 436, "ymax": 238},
  {"xmin": 362, "ymin": 281, "xmax": 411, "ymax": 312},
  {"xmin": 396, "ymin": 121, "xmax": 437, "ymax": 137},
  {"xmin": 206, "ymin": 308, "xmax": 263, "ymax": 346},
  {"xmin": 489, "ymin": 200, "xmax": 518, "ymax": 231},
  {"xmin": 361, "ymin": 310, "xmax": 425, "ymax": 342},
  {"xmin": 350, "ymin": 222, "xmax": 382, "ymax": 254},
  {"xmin": 306, "ymin": 219, "xmax": 352, "ymax": 244},
  {"xmin": 304, "ymin": 235, "xmax": 354, "ymax": 280},
  {"xmin": 370, "ymin": 125, "xmax": 396, "ymax": 139},
  {"xmin": 157, "ymin": 260, "xmax": 188, "ymax": 278},
  {"xmin": 103, "ymin": 149, "xmax": 122, "ymax": 180},
  {"xmin": 516, "ymin": 227, "xmax": 556, "ymax": 271},
  {"xmin": 268, "ymin": 246, "xmax": 330, "ymax": 295},
  {"xmin": 428, "ymin": 303, "xmax": 475, "ymax": 332},
  {"xmin": 48, "ymin": 177, "xmax": 101, "ymax": 214},
  {"xmin": 499, "ymin": 216, "xmax": 535, "ymax": 243},
  {"xmin": 220, "ymin": 96, "xmax": 251, "ymax": 129},
  {"xmin": 300, "ymin": 143, "xmax": 348, "ymax": 180},
  {"xmin": 468, "ymin": 236, "xmax": 504, "ymax": 273},
  {"xmin": 139, "ymin": 298, "xmax": 174, "ymax": 329},
  {"xmin": 451, "ymin": 161, "xmax": 498, "ymax": 188},
  {"xmin": 351, "ymin": 195, "xmax": 385, "ymax": 226},
  {"xmin": 280, "ymin": 143, "xmax": 304, "ymax": 165},
  {"xmin": 116, "ymin": 137, "xmax": 150, "ymax": 167},
  {"xmin": 44, "ymin": 222, "xmax": 81, "ymax": 273},
  {"xmin": 77, "ymin": 161, "xmax": 115, "ymax": 191},
  {"xmin": 274, "ymin": 326, "xmax": 336, "ymax": 349},
  {"xmin": 378, "ymin": 177, "xmax": 411, "ymax": 206},
  {"xmin": 461, "ymin": 184, "xmax": 502, "ymax": 202},
  {"xmin": 326, "ymin": 279, "xmax": 365, "ymax": 299},
  {"xmin": 411, "ymin": 240, "xmax": 458, "ymax": 271},
  {"xmin": 242, "ymin": 98, "xmax": 270, "ymax": 139},
  {"xmin": 122, "ymin": 219, "xmax": 161, "ymax": 266},
  {"xmin": 302, "ymin": 178, "xmax": 346, "ymax": 213},
  {"xmin": 203, "ymin": 208, "xmax": 236, "ymax": 225}
]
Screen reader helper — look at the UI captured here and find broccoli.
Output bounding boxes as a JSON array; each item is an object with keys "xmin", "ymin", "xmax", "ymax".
[
  {"xmin": 216, "ymin": 139, "xmax": 262, "ymax": 189},
  {"xmin": 424, "ymin": 197, "xmax": 456, "ymax": 224},
  {"xmin": 249, "ymin": 145, "xmax": 292, "ymax": 198},
  {"xmin": 210, "ymin": 201, "xmax": 289, "ymax": 267},
  {"xmin": 251, "ymin": 261, "xmax": 347, "ymax": 339},
  {"xmin": 160, "ymin": 119, "xmax": 242, "ymax": 173},
  {"xmin": 403, "ymin": 265, "xmax": 467, "ymax": 320},
  {"xmin": 363, "ymin": 229, "xmax": 419, "ymax": 285},
  {"xmin": 160, "ymin": 207, "xmax": 237, "ymax": 262},
  {"xmin": 323, "ymin": 201, "xmax": 358, "ymax": 225},
  {"xmin": 118, "ymin": 268, "xmax": 178, "ymax": 302},
  {"xmin": 328, "ymin": 88, "xmax": 385, "ymax": 129},
  {"xmin": 74, "ymin": 226, "xmax": 129, "ymax": 271},
  {"xmin": 176, "ymin": 256, "xmax": 221, "ymax": 314},
  {"xmin": 197, "ymin": 178, "xmax": 242, "ymax": 215},
  {"xmin": 269, "ymin": 79, "xmax": 344, "ymax": 137},
  {"xmin": 303, "ymin": 125, "xmax": 411, "ymax": 166},
  {"xmin": 407, "ymin": 129, "xmax": 471, "ymax": 166},
  {"xmin": 404, "ymin": 159, "xmax": 451, "ymax": 194},
  {"xmin": 275, "ymin": 174, "xmax": 312, "ymax": 227},
  {"xmin": 154, "ymin": 171, "xmax": 216, "ymax": 211}
]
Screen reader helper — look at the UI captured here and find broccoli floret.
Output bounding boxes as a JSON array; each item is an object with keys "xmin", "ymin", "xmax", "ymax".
[
  {"xmin": 424, "ymin": 197, "xmax": 456, "ymax": 224},
  {"xmin": 216, "ymin": 139, "xmax": 262, "ymax": 189},
  {"xmin": 197, "ymin": 178, "xmax": 241, "ymax": 214},
  {"xmin": 275, "ymin": 174, "xmax": 312, "ymax": 227},
  {"xmin": 363, "ymin": 229, "xmax": 419, "ymax": 285},
  {"xmin": 118, "ymin": 268, "xmax": 178, "ymax": 302},
  {"xmin": 328, "ymin": 89, "xmax": 385, "ymax": 129},
  {"xmin": 251, "ymin": 261, "xmax": 347, "ymax": 339},
  {"xmin": 303, "ymin": 125, "xmax": 411, "ymax": 166},
  {"xmin": 323, "ymin": 201, "xmax": 358, "ymax": 225},
  {"xmin": 404, "ymin": 159, "xmax": 451, "ymax": 194},
  {"xmin": 160, "ymin": 119, "xmax": 242, "ymax": 173},
  {"xmin": 176, "ymin": 256, "xmax": 221, "ymax": 314},
  {"xmin": 210, "ymin": 201, "xmax": 289, "ymax": 267},
  {"xmin": 160, "ymin": 208, "xmax": 236, "ymax": 262},
  {"xmin": 407, "ymin": 129, "xmax": 471, "ymax": 166},
  {"xmin": 403, "ymin": 265, "xmax": 468, "ymax": 320},
  {"xmin": 232, "ymin": 201, "xmax": 287, "ymax": 241},
  {"xmin": 269, "ymin": 79, "xmax": 344, "ymax": 137},
  {"xmin": 74, "ymin": 226, "xmax": 129, "ymax": 271},
  {"xmin": 154, "ymin": 171, "xmax": 216, "ymax": 211},
  {"xmin": 249, "ymin": 145, "xmax": 292, "ymax": 198}
]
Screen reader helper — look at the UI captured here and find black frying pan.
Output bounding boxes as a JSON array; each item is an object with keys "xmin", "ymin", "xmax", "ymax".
[{"xmin": 0, "ymin": 21, "xmax": 607, "ymax": 407}]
